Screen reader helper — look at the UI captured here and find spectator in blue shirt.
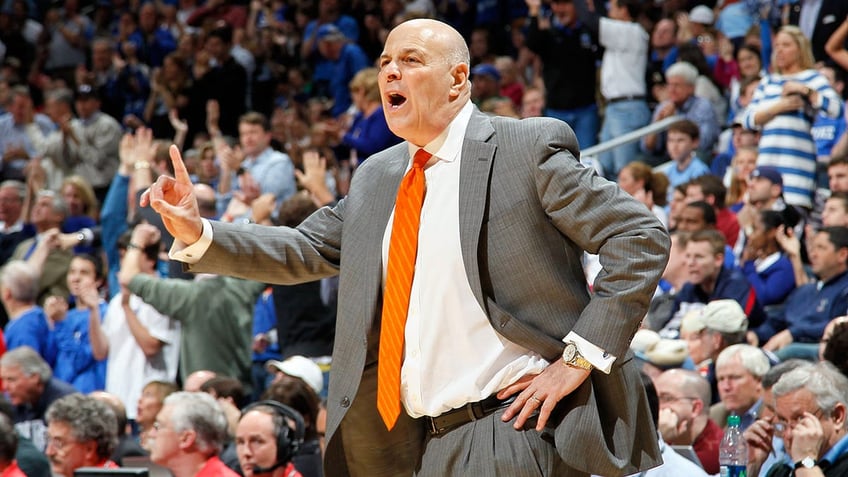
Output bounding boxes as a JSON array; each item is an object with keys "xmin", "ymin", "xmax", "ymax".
[{"xmin": 0, "ymin": 261, "xmax": 56, "ymax": 366}]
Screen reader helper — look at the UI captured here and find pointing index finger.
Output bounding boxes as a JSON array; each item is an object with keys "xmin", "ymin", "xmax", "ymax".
[{"xmin": 170, "ymin": 144, "xmax": 191, "ymax": 185}]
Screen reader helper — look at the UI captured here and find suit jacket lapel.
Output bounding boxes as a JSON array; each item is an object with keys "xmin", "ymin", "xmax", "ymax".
[{"xmin": 459, "ymin": 110, "xmax": 496, "ymax": 312}]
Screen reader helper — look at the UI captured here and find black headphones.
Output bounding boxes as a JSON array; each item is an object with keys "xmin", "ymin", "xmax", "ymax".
[{"xmin": 241, "ymin": 400, "xmax": 305, "ymax": 472}]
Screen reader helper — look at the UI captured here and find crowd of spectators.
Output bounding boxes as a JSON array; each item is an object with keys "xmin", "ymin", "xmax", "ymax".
[{"xmin": 0, "ymin": 0, "xmax": 848, "ymax": 475}]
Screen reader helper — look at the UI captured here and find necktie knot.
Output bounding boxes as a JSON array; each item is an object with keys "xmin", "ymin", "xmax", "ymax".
[{"xmin": 413, "ymin": 149, "xmax": 431, "ymax": 169}]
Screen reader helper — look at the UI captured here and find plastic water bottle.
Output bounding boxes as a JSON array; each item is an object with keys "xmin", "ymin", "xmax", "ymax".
[{"xmin": 720, "ymin": 413, "xmax": 748, "ymax": 477}]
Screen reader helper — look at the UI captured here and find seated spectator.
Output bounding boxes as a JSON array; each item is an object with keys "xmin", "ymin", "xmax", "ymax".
[
  {"xmin": 822, "ymin": 316, "xmax": 848, "ymax": 376},
  {"xmin": 0, "ymin": 413, "xmax": 26, "ymax": 477},
  {"xmin": 711, "ymin": 344, "xmax": 770, "ymax": 431},
  {"xmin": 45, "ymin": 394, "xmax": 119, "ymax": 476},
  {"xmin": 751, "ymin": 227, "xmax": 848, "ymax": 361},
  {"xmin": 0, "ymin": 395, "xmax": 51, "ymax": 477},
  {"xmin": 676, "ymin": 201, "xmax": 736, "ymax": 268},
  {"xmin": 0, "ymin": 347, "xmax": 76, "ymax": 452},
  {"xmin": 642, "ymin": 62, "xmax": 719, "ymax": 159},
  {"xmin": 0, "ymin": 261, "xmax": 56, "ymax": 365},
  {"xmin": 725, "ymin": 146, "xmax": 758, "ymax": 212},
  {"xmin": 148, "ymin": 392, "xmax": 239, "ymax": 477},
  {"xmin": 822, "ymin": 192, "xmax": 848, "ymax": 227},
  {"xmin": 236, "ymin": 401, "xmax": 305, "ymax": 477},
  {"xmin": 680, "ymin": 299, "xmax": 749, "ymax": 404},
  {"xmin": 713, "ymin": 115, "xmax": 761, "ymax": 187},
  {"xmin": 744, "ymin": 361, "xmax": 848, "ymax": 476},
  {"xmin": 736, "ymin": 166, "xmax": 803, "ymax": 252},
  {"xmin": 617, "ymin": 161, "xmax": 669, "ymax": 227},
  {"xmin": 740, "ymin": 210, "xmax": 797, "ymax": 306},
  {"xmin": 659, "ymin": 120, "xmax": 710, "ymax": 203},
  {"xmin": 183, "ymin": 370, "xmax": 217, "ymax": 392},
  {"xmin": 0, "ymin": 180, "xmax": 33, "ymax": 266},
  {"xmin": 749, "ymin": 359, "xmax": 815, "ymax": 477},
  {"xmin": 136, "ymin": 380, "xmax": 178, "ymax": 451},
  {"xmin": 262, "ymin": 379, "xmax": 322, "ymax": 477},
  {"xmin": 685, "ymin": 174, "xmax": 740, "ymax": 247},
  {"xmin": 663, "ymin": 229, "xmax": 765, "ymax": 338},
  {"xmin": 265, "ymin": 356, "xmax": 324, "ymax": 398},
  {"xmin": 654, "ymin": 368, "xmax": 723, "ymax": 474},
  {"xmin": 46, "ymin": 254, "xmax": 108, "ymax": 393},
  {"xmin": 630, "ymin": 372, "xmax": 710, "ymax": 477}
]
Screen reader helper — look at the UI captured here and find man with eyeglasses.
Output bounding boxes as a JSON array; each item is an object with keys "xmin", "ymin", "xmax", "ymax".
[
  {"xmin": 44, "ymin": 393, "xmax": 119, "ymax": 477},
  {"xmin": 654, "ymin": 368, "xmax": 723, "ymax": 474},
  {"xmin": 148, "ymin": 392, "xmax": 239, "ymax": 477},
  {"xmin": 744, "ymin": 361, "xmax": 848, "ymax": 477}
]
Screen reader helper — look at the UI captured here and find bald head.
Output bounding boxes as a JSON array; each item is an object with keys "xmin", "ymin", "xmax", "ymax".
[
  {"xmin": 184, "ymin": 370, "xmax": 217, "ymax": 392},
  {"xmin": 379, "ymin": 19, "xmax": 472, "ymax": 146},
  {"xmin": 657, "ymin": 368, "xmax": 712, "ymax": 412}
]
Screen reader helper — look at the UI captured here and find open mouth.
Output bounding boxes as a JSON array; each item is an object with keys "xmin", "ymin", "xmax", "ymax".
[{"xmin": 387, "ymin": 93, "xmax": 406, "ymax": 109}]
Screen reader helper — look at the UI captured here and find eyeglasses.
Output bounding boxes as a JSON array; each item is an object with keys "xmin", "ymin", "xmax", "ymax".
[
  {"xmin": 774, "ymin": 409, "xmax": 824, "ymax": 433},
  {"xmin": 658, "ymin": 394, "xmax": 699, "ymax": 404},
  {"xmin": 45, "ymin": 435, "xmax": 74, "ymax": 451}
]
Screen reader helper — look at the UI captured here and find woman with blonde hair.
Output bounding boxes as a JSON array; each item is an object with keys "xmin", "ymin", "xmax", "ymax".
[
  {"xmin": 60, "ymin": 175, "xmax": 99, "ymax": 253},
  {"xmin": 742, "ymin": 25, "xmax": 843, "ymax": 210}
]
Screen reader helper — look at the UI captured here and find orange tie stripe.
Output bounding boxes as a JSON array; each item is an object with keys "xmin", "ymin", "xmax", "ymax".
[{"xmin": 377, "ymin": 148, "xmax": 431, "ymax": 430}]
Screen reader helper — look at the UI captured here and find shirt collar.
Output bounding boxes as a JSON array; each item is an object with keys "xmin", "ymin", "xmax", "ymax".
[
  {"xmin": 406, "ymin": 101, "xmax": 474, "ymax": 164},
  {"xmin": 822, "ymin": 432, "xmax": 848, "ymax": 465}
]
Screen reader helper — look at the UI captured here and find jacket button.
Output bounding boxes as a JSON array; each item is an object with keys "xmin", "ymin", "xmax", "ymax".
[{"xmin": 341, "ymin": 396, "xmax": 350, "ymax": 408}]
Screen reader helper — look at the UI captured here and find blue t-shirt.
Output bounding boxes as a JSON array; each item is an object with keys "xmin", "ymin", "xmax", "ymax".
[{"xmin": 52, "ymin": 301, "xmax": 108, "ymax": 393}]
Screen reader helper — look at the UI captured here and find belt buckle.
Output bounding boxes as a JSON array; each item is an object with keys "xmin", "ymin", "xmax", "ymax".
[{"xmin": 427, "ymin": 417, "xmax": 445, "ymax": 436}]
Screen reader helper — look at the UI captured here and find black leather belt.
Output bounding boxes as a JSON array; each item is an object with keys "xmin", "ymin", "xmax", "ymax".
[
  {"xmin": 607, "ymin": 95, "xmax": 646, "ymax": 104},
  {"xmin": 424, "ymin": 395, "xmax": 517, "ymax": 436}
]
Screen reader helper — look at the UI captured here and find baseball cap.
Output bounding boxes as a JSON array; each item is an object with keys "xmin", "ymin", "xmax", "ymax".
[
  {"xmin": 749, "ymin": 166, "xmax": 783, "ymax": 186},
  {"xmin": 471, "ymin": 63, "xmax": 501, "ymax": 82},
  {"xmin": 689, "ymin": 5, "xmax": 715, "ymax": 25},
  {"xmin": 680, "ymin": 299, "xmax": 748, "ymax": 334},
  {"xmin": 266, "ymin": 355, "xmax": 324, "ymax": 395},
  {"xmin": 317, "ymin": 24, "xmax": 346, "ymax": 41},
  {"xmin": 644, "ymin": 339, "xmax": 689, "ymax": 367}
]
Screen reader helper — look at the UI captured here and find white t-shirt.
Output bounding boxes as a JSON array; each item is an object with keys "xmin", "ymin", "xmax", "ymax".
[
  {"xmin": 599, "ymin": 17, "xmax": 649, "ymax": 100},
  {"xmin": 103, "ymin": 293, "xmax": 181, "ymax": 419}
]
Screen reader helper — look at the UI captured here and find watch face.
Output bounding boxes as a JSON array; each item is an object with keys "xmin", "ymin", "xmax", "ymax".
[
  {"xmin": 563, "ymin": 343, "xmax": 577, "ymax": 361},
  {"xmin": 802, "ymin": 457, "xmax": 816, "ymax": 468}
]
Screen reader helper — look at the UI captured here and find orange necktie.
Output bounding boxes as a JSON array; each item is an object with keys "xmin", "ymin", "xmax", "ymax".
[{"xmin": 377, "ymin": 148, "xmax": 431, "ymax": 430}]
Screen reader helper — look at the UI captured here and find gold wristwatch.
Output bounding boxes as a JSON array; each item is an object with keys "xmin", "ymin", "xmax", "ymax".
[{"xmin": 562, "ymin": 341, "xmax": 593, "ymax": 371}]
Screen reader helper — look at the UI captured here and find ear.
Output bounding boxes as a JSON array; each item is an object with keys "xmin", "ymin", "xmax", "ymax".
[
  {"xmin": 179, "ymin": 428, "xmax": 197, "ymax": 451},
  {"xmin": 831, "ymin": 402, "xmax": 847, "ymax": 429},
  {"xmin": 449, "ymin": 63, "xmax": 469, "ymax": 99},
  {"xmin": 82, "ymin": 440, "xmax": 99, "ymax": 462}
]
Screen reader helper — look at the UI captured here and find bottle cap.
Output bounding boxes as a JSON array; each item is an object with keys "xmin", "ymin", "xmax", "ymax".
[{"xmin": 727, "ymin": 414, "xmax": 741, "ymax": 427}]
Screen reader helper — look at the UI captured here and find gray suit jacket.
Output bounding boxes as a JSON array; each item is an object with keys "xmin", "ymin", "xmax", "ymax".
[{"xmin": 189, "ymin": 109, "xmax": 670, "ymax": 476}]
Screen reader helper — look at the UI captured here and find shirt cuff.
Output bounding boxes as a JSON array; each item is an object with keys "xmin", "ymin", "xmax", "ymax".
[
  {"xmin": 168, "ymin": 218, "xmax": 213, "ymax": 263},
  {"xmin": 564, "ymin": 332, "xmax": 616, "ymax": 374}
]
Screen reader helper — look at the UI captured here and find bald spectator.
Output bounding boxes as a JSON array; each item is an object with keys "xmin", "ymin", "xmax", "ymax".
[
  {"xmin": 184, "ymin": 370, "xmax": 217, "ymax": 392},
  {"xmin": 654, "ymin": 368, "xmax": 723, "ymax": 474},
  {"xmin": 642, "ymin": 62, "xmax": 720, "ymax": 158},
  {"xmin": 0, "ymin": 347, "xmax": 75, "ymax": 452}
]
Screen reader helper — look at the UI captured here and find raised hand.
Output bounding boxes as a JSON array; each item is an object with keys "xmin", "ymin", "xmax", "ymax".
[{"xmin": 140, "ymin": 145, "xmax": 203, "ymax": 244}]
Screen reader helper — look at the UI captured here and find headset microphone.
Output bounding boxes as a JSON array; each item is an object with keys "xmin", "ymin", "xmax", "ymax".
[{"xmin": 240, "ymin": 400, "xmax": 306, "ymax": 476}]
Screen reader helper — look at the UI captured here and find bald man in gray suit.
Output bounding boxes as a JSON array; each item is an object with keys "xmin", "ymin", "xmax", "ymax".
[{"xmin": 143, "ymin": 18, "xmax": 669, "ymax": 477}]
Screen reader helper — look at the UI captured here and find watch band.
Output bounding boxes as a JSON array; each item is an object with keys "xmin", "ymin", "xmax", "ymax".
[{"xmin": 794, "ymin": 456, "xmax": 816, "ymax": 469}]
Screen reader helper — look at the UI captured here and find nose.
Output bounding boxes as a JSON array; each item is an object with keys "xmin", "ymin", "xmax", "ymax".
[{"xmin": 381, "ymin": 61, "xmax": 400, "ymax": 81}]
